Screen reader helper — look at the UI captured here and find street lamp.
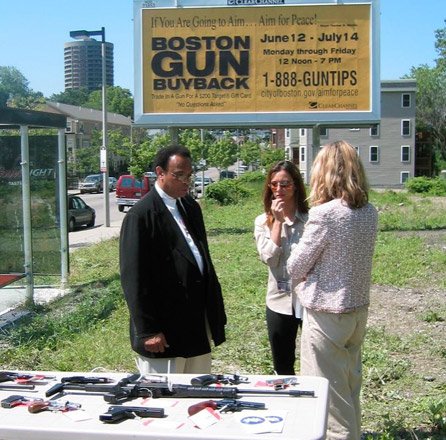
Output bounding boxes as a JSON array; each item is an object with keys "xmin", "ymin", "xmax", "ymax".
[{"xmin": 69, "ymin": 27, "xmax": 110, "ymax": 227}]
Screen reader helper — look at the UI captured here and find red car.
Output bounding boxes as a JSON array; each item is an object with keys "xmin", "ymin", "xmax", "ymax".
[{"xmin": 115, "ymin": 174, "xmax": 151, "ymax": 212}]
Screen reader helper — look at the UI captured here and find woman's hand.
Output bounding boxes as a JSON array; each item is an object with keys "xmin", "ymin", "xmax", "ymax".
[{"xmin": 271, "ymin": 198, "xmax": 286, "ymax": 223}]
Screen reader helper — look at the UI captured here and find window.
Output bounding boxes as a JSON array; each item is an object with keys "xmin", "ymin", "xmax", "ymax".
[
  {"xmin": 401, "ymin": 172, "xmax": 410, "ymax": 184},
  {"xmin": 354, "ymin": 146, "xmax": 360, "ymax": 155},
  {"xmin": 300, "ymin": 128, "xmax": 306, "ymax": 136},
  {"xmin": 402, "ymin": 93, "xmax": 411, "ymax": 108},
  {"xmin": 319, "ymin": 127, "xmax": 328, "ymax": 136},
  {"xmin": 369, "ymin": 146, "xmax": 379, "ymax": 163},
  {"xmin": 285, "ymin": 129, "xmax": 290, "ymax": 138},
  {"xmin": 370, "ymin": 125, "xmax": 379, "ymax": 137},
  {"xmin": 300, "ymin": 146, "xmax": 306, "ymax": 163},
  {"xmin": 401, "ymin": 145, "xmax": 410, "ymax": 162},
  {"xmin": 401, "ymin": 119, "xmax": 411, "ymax": 136}
]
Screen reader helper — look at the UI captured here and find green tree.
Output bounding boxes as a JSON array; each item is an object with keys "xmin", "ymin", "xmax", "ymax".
[
  {"xmin": 85, "ymin": 86, "xmax": 134, "ymax": 118},
  {"xmin": 129, "ymin": 132, "xmax": 171, "ymax": 177},
  {"xmin": 406, "ymin": 21, "xmax": 446, "ymax": 168},
  {"xmin": 49, "ymin": 88, "xmax": 90, "ymax": 106},
  {"xmin": 73, "ymin": 145, "xmax": 101, "ymax": 176},
  {"xmin": 260, "ymin": 147, "xmax": 285, "ymax": 169},
  {"xmin": 0, "ymin": 66, "xmax": 43, "ymax": 109},
  {"xmin": 179, "ymin": 129, "xmax": 212, "ymax": 170},
  {"xmin": 239, "ymin": 140, "xmax": 261, "ymax": 167},
  {"xmin": 208, "ymin": 134, "xmax": 238, "ymax": 170}
]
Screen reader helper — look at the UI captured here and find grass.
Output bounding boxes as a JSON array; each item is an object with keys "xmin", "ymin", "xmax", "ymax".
[{"xmin": 1, "ymin": 186, "xmax": 445, "ymax": 439}]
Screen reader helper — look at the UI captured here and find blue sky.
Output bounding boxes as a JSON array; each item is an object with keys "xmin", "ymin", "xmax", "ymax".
[{"xmin": 0, "ymin": 0, "xmax": 444, "ymax": 97}]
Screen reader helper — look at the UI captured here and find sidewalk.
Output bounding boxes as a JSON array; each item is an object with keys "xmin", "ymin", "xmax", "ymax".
[{"xmin": 0, "ymin": 219, "xmax": 123, "ymax": 330}]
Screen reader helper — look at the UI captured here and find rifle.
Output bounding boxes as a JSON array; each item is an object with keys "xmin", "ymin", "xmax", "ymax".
[
  {"xmin": 99, "ymin": 405, "xmax": 165, "ymax": 423},
  {"xmin": 45, "ymin": 374, "xmax": 315, "ymax": 403},
  {"xmin": 61, "ymin": 376, "xmax": 115, "ymax": 384},
  {"xmin": 188, "ymin": 398, "xmax": 266, "ymax": 416}
]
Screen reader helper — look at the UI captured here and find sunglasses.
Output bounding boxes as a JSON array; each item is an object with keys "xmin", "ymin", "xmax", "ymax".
[
  {"xmin": 169, "ymin": 171, "xmax": 193, "ymax": 183},
  {"xmin": 269, "ymin": 180, "xmax": 293, "ymax": 189}
]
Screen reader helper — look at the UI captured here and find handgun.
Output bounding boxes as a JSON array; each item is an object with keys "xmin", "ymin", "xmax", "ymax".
[
  {"xmin": 1, "ymin": 395, "xmax": 41, "ymax": 408},
  {"xmin": 191, "ymin": 373, "xmax": 250, "ymax": 386},
  {"xmin": 99, "ymin": 405, "xmax": 165, "ymax": 423}
]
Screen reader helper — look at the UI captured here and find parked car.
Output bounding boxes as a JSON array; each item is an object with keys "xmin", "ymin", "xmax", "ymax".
[
  {"xmin": 194, "ymin": 176, "xmax": 214, "ymax": 193},
  {"xmin": 68, "ymin": 195, "xmax": 95, "ymax": 231},
  {"xmin": 79, "ymin": 174, "xmax": 103, "ymax": 194},
  {"xmin": 109, "ymin": 176, "xmax": 118, "ymax": 191},
  {"xmin": 116, "ymin": 174, "xmax": 151, "ymax": 212},
  {"xmin": 219, "ymin": 170, "xmax": 235, "ymax": 180},
  {"xmin": 145, "ymin": 171, "xmax": 157, "ymax": 185}
]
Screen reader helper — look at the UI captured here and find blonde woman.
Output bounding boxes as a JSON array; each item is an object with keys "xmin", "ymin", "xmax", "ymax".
[{"xmin": 287, "ymin": 141, "xmax": 378, "ymax": 440}]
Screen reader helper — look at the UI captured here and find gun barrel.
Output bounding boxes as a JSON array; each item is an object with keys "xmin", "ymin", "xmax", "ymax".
[
  {"xmin": 0, "ymin": 384, "xmax": 35, "ymax": 391},
  {"xmin": 239, "ymin": 388, "xmax": 315, "ymax": 397}
]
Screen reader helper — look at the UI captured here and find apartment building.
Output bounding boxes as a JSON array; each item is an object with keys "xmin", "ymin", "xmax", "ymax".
[
  {"xmin": 64, "ymin": 39, "xmax": 114, "ymax": 91},
  {"xmin": 282, "ymin": 80, "xmax": 417, "ymax": 188}
]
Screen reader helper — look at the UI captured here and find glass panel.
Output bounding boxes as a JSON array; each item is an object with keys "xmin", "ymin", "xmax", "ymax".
[{"xmin": 0, "ymin": 133, "xmax": 61, "ymax": 275}]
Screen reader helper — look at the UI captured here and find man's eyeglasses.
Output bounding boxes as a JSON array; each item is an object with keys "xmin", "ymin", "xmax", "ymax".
[
  {"xmin": 170, "ymin": 172, "xmax": 192, "ymax": 183},
  {"xmin": 269, "ymin": 180, "xmax": 293, "ymax": 189}
]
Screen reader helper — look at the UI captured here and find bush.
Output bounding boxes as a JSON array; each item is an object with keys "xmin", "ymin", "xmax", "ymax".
[
  {"xmin": 405, "ymin": 177, "xmax": 446, "ymax": 196},
  {"xmin": 204, "ymin": 178, "xmax": 251, "ymax": 205},
  {"xmin": 238, "ymin": 170, "xmax": 265, "ymax": 183}
]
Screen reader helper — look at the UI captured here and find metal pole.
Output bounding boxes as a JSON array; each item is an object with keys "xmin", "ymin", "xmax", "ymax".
[
  {"xmin": 20, "ymin": 125, "xmax": 34, "ymax": 306},
  {"xmin": 200, "ymin": 129, "xmax": 205, "ymax": 196},
  {"xmin": 58, "ymin": 128, "xmax": 69, "ymax": 288},
  {"xmin": 169, "ymin": 127, "xmax": 179, "ymax": 144},
  {"xmin": 101, "ymin": 27, "xmax": 110, "ymax": 227}
]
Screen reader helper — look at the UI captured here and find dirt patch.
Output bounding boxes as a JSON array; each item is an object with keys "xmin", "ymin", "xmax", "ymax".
[{"xmin": 368, "ymin": 284, "xmax": 446, "ymax": 381}]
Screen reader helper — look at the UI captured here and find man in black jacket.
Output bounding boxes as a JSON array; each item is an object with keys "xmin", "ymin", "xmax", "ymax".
[{"xmin": 120, "ymin": 145, "xmax": 226, "ymax": 374}]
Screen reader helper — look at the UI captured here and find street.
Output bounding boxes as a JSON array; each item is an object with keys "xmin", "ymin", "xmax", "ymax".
[{"xmin": 77, "ymin": 191, "xmax": 124, "ymax": 227}]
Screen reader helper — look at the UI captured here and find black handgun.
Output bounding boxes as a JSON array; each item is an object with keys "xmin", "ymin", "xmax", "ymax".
[
  {"xmin": 191, "ymin": 374, "xmax": 250, "ymax": 386},
  {"xmin": 1, "ymin": 395, "xmax": 40, "ymax": 408},
  {"xmin": 99, "ymin": 405, "xmax": 165, "ymax": 423},
  {"xmin": 215, "ymin": 398, "xmax": 266, "ymax": 412}
]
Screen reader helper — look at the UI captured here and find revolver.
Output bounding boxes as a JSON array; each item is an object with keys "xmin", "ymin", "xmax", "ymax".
[{"xmin": 188, "ymin": 398, "xmax": 266, "ymax": 415}]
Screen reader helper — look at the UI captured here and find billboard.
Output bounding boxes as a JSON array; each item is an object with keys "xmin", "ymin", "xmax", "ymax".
[{"xmin": 133, "ymin": 0, "xmax": 380, "ymax": 127}]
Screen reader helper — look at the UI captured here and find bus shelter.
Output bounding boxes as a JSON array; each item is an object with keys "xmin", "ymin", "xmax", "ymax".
[{"xmin": 0, "ymin": 107, "xmax": 68, "ymax": 306}]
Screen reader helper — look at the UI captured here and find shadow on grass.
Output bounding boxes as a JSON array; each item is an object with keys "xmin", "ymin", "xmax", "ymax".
[
  {"xmin": 208, "ymin": 227, "xmax": 252, "ymax": 236},
  {"xmin": 1, "ymin": 276, "xmax": 123, "ymax": 350}
]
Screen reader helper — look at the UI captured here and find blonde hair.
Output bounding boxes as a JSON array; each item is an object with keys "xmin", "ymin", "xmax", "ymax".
[{"xmin": 309, "ymin": 140, "xmax": 369, "ymax": 208}]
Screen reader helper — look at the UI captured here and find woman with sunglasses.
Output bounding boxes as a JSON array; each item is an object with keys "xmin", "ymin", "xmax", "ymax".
[
  {"xmin": 287, "ymin": 141, "xmax": 378, "ymax": 439},
  {"xmin": 254, "ymin": 160, "xmax": 309, "ymax": 375}
]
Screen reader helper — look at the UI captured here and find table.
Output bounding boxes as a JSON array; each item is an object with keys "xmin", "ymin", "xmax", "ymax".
[{"xmin": 0, "ymin": 372, "xmax": 328, "ymax": 440}]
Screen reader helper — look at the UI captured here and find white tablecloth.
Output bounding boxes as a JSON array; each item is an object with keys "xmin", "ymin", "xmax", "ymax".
[{"xmin": 0, "ymin": 372, "xmax": 328, "ymax": 440}]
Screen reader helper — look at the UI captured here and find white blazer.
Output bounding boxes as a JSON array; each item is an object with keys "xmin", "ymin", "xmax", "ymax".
[{"xmin": 287, "ymin": 199, "xmax": 378, "ymax": 313}]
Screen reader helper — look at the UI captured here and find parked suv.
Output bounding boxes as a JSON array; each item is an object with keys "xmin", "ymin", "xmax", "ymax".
[{"xmin": 79, "ymin": 174, "xmax": 103, "ymax": 194}]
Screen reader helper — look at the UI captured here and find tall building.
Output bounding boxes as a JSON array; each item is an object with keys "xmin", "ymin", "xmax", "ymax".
[{"xmin": 64, "ymin": 37, "xmax": 114, "ymax": 91}]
